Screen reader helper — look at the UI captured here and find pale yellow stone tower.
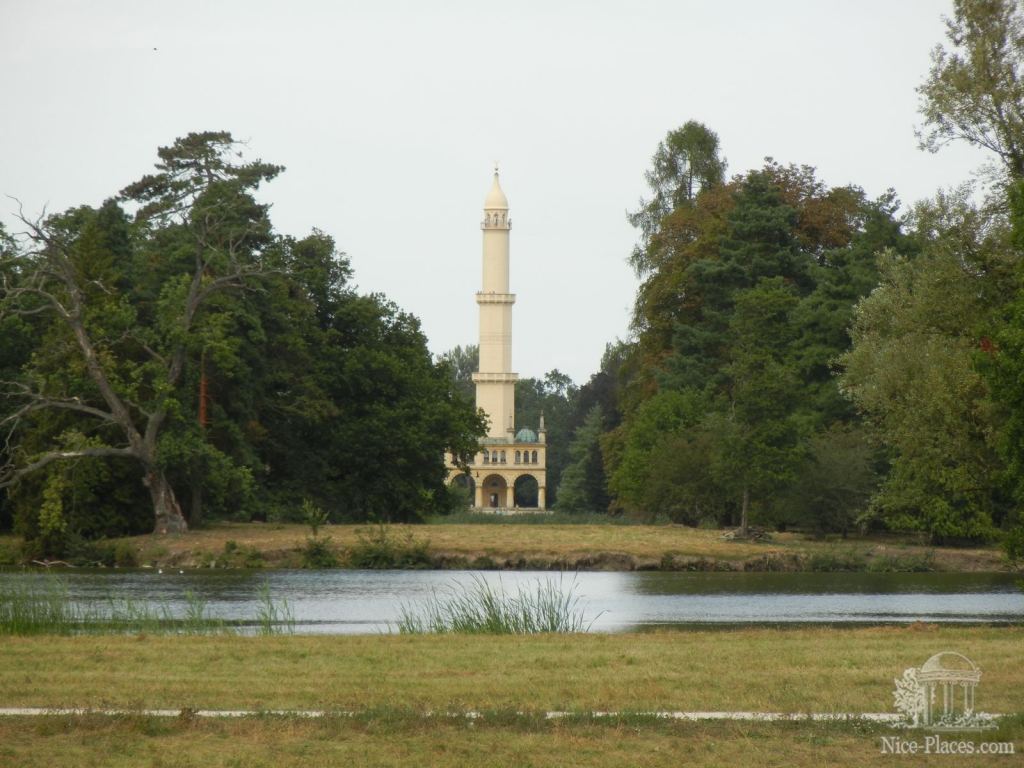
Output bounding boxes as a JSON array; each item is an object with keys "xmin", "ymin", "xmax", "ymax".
[
  {"xmin": 473, "ymin": 170, "xmax": 518, "ymax": 439},
  {"xmin": 445, "ymin": 169, "xmax": 547, "ymax": 511}
]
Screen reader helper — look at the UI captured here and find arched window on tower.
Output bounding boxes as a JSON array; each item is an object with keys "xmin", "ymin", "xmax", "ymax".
[
  {"xmin": 500, "ymin": 451, "xmax": 507, "ymax": 464},
  {"xmin": 483, "ymin": 451, "xmax": 490, "ymax": 464},
  {"xmin": 515, "ymin": 450, "xmax": 521, "ymax": 464},
  {"xmin": 531, "ymin": 450, "xmax": 538, "ymax": 463}
]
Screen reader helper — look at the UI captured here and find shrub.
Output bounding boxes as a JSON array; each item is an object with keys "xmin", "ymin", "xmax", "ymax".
[
  {"xmin": 347, "ymin": 524, "xmax": 430, "ymax": 569},
  {"xmin": 113, "ymin": 541, "xmax": 138, "ymax": 567},
  {"xmin": 303, "ymin": 499, "xmax": 329, "ymax": 537},
  {"xmin": 301, "ymin": 536, "xmax": 339, "ymax": 569}
]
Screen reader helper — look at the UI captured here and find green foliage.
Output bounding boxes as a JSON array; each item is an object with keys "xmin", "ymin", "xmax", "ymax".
[
  {"xmin": 37, "ymin": 474, "xmax": 69, "ymax": 554},
  {"xmin": 840, "ymin": 193, "xmax": 1011, "ymax": 542},
  {"xmin": 347, "ymin": 523, "xmax": 430, "ymax": 568},
  {"xmin": 609, "ymin": 161, "xmax": 896, "ymax": 532},
  {"xmin": 555, "ymin": 406, "xmax": 607, "ymax": 513},
  {"xmin": 437, "ymin": 344, "xmax": 478, "ymax": 401},
  {"xmin": 514, "ymin": 369, "xmax": 576, "ymax": 506},
  {"xmin": 629, "ymin": 120, "xmax": 726, "ymax": 273},
  {"xmin": 112, "ymin": 541, "xmax": 139, "ymax": 567},
  {"xmin": 774, "ymin": 424, "xmax": 879, "ymax": 534},
  {"xmin": 917, "ymin": 0, "xmax": 1024, "ymax": 180},
  {"xmin": 219, "ymin": 539, "xmax": 264, "ymax": 568},
  {"xmin": 302, "ymin": 499, "xmax": 328, "ymax": 537},
  {"xmin": 1004, "ymin": 525, "xmax": 1024, "ymax": 562},
  {"xmin": 300, "ymin": 537, "xmax": 339, "ymax": 569},
  {"xmin": 1, "ymin": 134, "xmax": 486, "ymax": 537},
  {"xmin": 608, "ymin": 389, "xmax": 706, "ymax": 518},
  {"xmin": 11, "ymin": 436, "xmax": 152, "ymax": 557}
]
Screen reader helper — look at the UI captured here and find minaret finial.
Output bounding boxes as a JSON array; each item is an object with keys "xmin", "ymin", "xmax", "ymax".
[{"xmin": 494, "ymin": 161, "xmax": 499, "ymax": 175}]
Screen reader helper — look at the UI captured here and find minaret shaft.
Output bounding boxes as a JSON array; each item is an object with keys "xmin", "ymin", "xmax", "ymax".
[{"xmin": 472, "ymin": 172, "xmax": 517, "ymax": 439}]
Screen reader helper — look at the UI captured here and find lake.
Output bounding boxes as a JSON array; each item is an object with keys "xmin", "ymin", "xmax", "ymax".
[{"xmin": 2, "ymin": 569, "xmax": 1022, "ymax": 633}]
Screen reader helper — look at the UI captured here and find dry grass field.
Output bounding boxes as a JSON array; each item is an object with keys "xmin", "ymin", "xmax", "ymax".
[
  {"xmin": 1, "ymin": 626, "xmax": 1020, "ymax": 713},
  {"xmin": 80, "ymin": 521, "xmax": 1013, "ymax": 571},
  {"xmin": 2, "ymin": 714, "xmax": 1020, "ymax": 768},
  {"xmin": 0, "ymin": 626, "xmax": 1021, "ymax": 767}
]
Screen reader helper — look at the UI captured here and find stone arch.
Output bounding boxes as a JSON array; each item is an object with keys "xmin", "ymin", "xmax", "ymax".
[
  {"xmin": 482, "ymin": 473, "xmax": 509, "ymax": 508},
  {"xmin": 513, "ymin": 474, "xmax": 539, "ymax": 508}
]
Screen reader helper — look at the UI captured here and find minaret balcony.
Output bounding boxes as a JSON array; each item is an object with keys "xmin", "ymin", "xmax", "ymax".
[
  {"xmin": 471, "ymin": 371, "xmax": 519, "ymax": 383},
  {"xmin": 475, "ymin": 292, "xmax": 516, "ymax": 305}
]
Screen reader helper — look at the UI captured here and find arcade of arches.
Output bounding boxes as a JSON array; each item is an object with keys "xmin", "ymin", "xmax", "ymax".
[{"xmin": 449, "ymin": 470, "xmax": 543, "ymax": 509}]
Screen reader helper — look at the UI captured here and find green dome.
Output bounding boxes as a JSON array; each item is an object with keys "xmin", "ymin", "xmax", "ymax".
[{"xmin": 515, "ymin": 427, "xmax": 538, "ymax": 443}]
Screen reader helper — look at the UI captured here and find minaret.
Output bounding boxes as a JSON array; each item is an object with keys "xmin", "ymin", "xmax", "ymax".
[{"xmin": 472, "ymin": 168, "xmax": 518, "ymax": 438}]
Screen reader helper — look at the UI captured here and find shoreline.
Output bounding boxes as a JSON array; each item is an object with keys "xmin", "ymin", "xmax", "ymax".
[{"xmin": 2, "ymin": 522, "xmax": 1014, "ymax": 573}]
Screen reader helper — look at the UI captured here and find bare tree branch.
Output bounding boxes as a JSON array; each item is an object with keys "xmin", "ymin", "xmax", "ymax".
[
  {"xmin": 0, "ymin": 391, "xmax": 117, "ymax": 426},
  {"xmin": 0, "ymin": 445, "xmax": 136, "ymax": 488}
]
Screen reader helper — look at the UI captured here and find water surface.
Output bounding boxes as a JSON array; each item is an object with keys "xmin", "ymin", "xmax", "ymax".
[{"xmin": 2, "ymin": 569, "xmax": 1021, "ymax": 634}]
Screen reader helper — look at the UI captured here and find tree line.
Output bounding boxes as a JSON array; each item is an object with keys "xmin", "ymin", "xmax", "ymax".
[
  {"xmin": 544, "ymin": 0, "xmax": 1024, "ymax": 552},
  {"xmin": 0, "ymin": 132, "xmax": 484, "ymax": 555}
]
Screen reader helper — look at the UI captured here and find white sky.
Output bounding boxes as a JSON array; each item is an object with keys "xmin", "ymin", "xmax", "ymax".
[{"xmin": 0, "ymin": 0, "xmax": 989, "ymax": 383}]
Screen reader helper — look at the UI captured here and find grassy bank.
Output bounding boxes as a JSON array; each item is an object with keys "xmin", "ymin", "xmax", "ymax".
[
  {"xmin": 2, "ymin": 626, "xmax": 1020, "ymax": 713},
  {"xmin": 1, "ymin": 627, "xmax": 1021, "ymax": 767},
  {"xmin": 18, "ymin": 521, "xmax": 1013, "ymax": 572}
]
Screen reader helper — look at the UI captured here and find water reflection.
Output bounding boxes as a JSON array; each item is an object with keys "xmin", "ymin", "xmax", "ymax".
[{"xmin": 1, "ymin": 568, "xmax": 1021, "ymax": 634}]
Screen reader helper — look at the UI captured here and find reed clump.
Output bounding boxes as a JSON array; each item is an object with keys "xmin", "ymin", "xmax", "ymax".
[
  {"xmin": 397, "ymin": 575, "xmax": 599, "ymax": 634},
  {"xmin": 0, "ymin": 577, "xmax": 294, "ymax": 636}
]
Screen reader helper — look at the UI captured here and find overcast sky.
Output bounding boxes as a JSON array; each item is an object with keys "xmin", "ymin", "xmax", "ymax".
[{"xmin": 1, "ymin": 0, "xmax": 989, "ymax": 383}]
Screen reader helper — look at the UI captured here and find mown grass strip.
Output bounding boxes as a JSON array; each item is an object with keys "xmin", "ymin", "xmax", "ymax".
[{"xmin": 0, "ymin": 711, "xmax": 1020, "ymax": 768}]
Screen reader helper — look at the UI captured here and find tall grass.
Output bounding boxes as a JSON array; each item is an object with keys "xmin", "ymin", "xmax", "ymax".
[
  {"xmin": 397, "ymin": 574, "xmax": 601, "ymax": 634},
  {"xmin": 0, "ymin": 577, "xmax": 294, "ymax": 636},
  {"xmin": 255, "ymin": 582, "xmax": 295, "ymax": 635},
  {"xmin": 0, "ymin": 578, "xmax": 77, "ymax": 634}
]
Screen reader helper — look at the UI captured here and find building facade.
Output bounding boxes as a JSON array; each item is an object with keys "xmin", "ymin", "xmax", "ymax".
[{"xmin": 445, "ymin": 170, "xmax": 547, "ymax": 511}]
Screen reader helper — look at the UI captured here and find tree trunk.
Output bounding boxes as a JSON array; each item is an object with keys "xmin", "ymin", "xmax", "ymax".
[
  {"xmin": 146, "ymin": 468, "xmax": 188, "ymax": 534},
  {"xmin": 740, "ymin": 486, "xmax": 749, "ymax": 538}
]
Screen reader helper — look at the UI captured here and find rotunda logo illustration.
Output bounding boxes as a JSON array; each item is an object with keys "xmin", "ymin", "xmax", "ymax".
[{"xmin": 893, "ymin": 652, "xmax": 996, "ymax": 730}]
